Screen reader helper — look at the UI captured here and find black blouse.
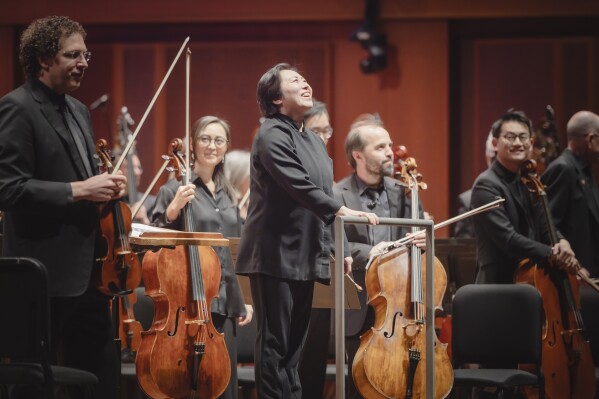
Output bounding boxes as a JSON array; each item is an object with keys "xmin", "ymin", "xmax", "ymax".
[
  {"xmin": 236, "ymin": 113, "xmax": 341, "ymax": 283},
  {"xmin": 151, "ymin": 174, "xmax": 246, "ymax": 317}
]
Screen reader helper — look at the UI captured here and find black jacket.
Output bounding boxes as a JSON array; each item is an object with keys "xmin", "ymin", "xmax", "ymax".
[
  {"xmin": 541, "ymin": 149, "xmax": 599, "ymax": 276},
  {"xmin": 333, "ymin": 173, "xmax": 421, "ymax": 336},
  {"xmin": 236, "ymin": 114, "xmax": 341, "ymax": 282},
  {"xmin": 471, "ymin": 160, "xmax": 554, "ymax": 284},
  {"xmin": 0, "ymin": 80, "xmax": 99, "ymax": 297}
]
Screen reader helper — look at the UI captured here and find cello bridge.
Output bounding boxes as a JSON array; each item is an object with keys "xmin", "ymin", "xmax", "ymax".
[{"xmin": 185, "ymin": 319, "xmax": 208, "ymax": 326}]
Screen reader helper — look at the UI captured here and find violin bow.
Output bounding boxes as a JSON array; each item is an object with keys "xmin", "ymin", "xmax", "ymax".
[
  {"xmin": 367, "ymin": 198, "xmax": 505, "ymax": 262},
  {"xmin": 184, "ymin": 47, "xmax": 191, "ymax": 186},
  {"xmin": 112, "ymin": 36, "xmax": 190, "ymax": 173}
]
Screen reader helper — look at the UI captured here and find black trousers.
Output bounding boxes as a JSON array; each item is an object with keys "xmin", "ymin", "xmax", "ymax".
[
  {"xmin": 298, "ymin": 308, "xmax": 331, "ymax": 399},
  {"xmin": 250, "ymin": 274, "xmax": 314, "ymax": 399}
]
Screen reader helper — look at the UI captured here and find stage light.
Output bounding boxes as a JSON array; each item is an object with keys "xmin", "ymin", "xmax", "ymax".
[{"xmin": 349, "ymin": 0, "xmax": 388, "ymax": 74}]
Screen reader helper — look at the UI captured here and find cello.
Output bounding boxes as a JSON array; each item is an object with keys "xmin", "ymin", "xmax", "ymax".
[
  {"xmin": 136, "ymin": 138, "xmax": 230, "ymax": 399},
  {"xmin": 95, "ymin": 139, "xmax": 142, "ymax": 296},
  {"xmin": 514, "ymin": 159, "xmax": 596, "ymax": 399},
  {"xmin": 353, "ymin": 155, "xmax": 453, "ymax": 399}
]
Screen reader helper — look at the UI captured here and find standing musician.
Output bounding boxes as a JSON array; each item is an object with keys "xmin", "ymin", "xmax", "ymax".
[
  {"xmin": 235, "ymin": 63, "xmax": 378, "ymax": 399},
  {"xmin": 332, "ymin": 117, "xmax": 426, "ymax": 399},
  {"xmin": 472, "ymin": 111, "xmax": 594, "ymax": 399},
  {"xmin": 151, "ymin": 115, "xmax": 253, "ymax": 399},
  {"xmin": 0, "ymin": 16, "xmax": 126, "ymax": 398},
  {"xmin": 471, "ymin": 110, "xmax": 578, "ymax": 285},
  {"xmin": 541, "ymin": 110, "xmax": 599, "ymax": 278}
]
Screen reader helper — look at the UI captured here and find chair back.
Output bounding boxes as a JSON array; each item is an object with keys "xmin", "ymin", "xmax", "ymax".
[
  {"xmin": 452, "ymin": 283, "xmax": 543, "ymax": 367},
  {"xmin": 0, "ymin": 257, "xmax": 50, "ymax": 362}
]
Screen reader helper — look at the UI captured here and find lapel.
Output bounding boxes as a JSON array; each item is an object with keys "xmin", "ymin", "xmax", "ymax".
[
  {"xmin": 65, "ymin": 96, "xmax": 97, "ymax": 175},
  {"xmin": 564, "ymin": 150, "xmax": 599, "ymax": 224},
  {"xmin": 340, "ymin": 175, "xmax": 370, "ymax": 241},
  {"xmin": 30, "ymin": 82, "xmax": 90, "ymax": 180}
]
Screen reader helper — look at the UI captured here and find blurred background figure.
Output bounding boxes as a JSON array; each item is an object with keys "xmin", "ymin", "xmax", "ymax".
[
  {"xmin": 454, "ymin": 132, "xmax": 495, "ymax": 238},
  {"xmin": 112, "ymin": 148, "xmax": 156, "ymax": 225},
  {"xmin": 224, "ymin": 149, "xmax": 251, "ymax": 221},
  {"xmin": 541, "ymin": 110, "xmax": 599, "ymax": 278},
  {"xmin": 305, "ymin": 99, "xmax": 333, "ymax": 145}
]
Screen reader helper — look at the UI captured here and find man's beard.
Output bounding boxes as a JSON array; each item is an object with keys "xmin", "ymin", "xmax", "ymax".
[{"xmin": 367, "ymin": 159, "xmax": 394, "ymax": 177}]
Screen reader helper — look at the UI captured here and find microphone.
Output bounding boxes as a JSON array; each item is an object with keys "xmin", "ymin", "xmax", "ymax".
[
  {"xmin": 90, "ymin": 94, "xmax": 110, "ymax": 110},
  {"xmin": 121, "ymin": 106, "xmax": 135, "ymax": 126},
  {"xmin": 366, "ymin": 199, "xmax": 378, "ymax": 209}
]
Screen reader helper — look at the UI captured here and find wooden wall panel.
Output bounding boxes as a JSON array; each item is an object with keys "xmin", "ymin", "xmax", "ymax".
[
  {"xmin": 458, "ymin": 37, "xmax": 599, "ymax": 209},
  {"xmin": 75, "ymin": 41, "xmax": 329, "ymax": 194},
  {"xmin": 0, "ymin": 27, "xmax": 15, "ymax": 96},
  {"xmin": 333, "ymin": 21, "xmax": 450, "ymax": 230},
  {"xmin": 2, "ymin": 0, "xmax": 599, "ymax": 25}
]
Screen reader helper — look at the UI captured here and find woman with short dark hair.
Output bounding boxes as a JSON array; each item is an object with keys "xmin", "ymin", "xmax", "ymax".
[{"xmin": 236, "ymin": 63, "xmax": 378, "ymax": 398}]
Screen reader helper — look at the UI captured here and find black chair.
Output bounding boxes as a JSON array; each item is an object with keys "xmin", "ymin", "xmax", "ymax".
[
  {"xmin": 0, "ymin": 257, "xmax": 98, "ymax": 398},
  {"xmin": 451, "ymin": 284, "xmax": 545, "ymax": 399},
  {"xmin": 579, "ymin": 285, "xmax": 599, "ymax": 390}
]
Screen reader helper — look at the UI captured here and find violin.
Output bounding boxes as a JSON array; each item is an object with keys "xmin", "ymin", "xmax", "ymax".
[
  {"xmin": 353, "ymin": 155, "xmax": 453, "ymax": 398},
  {"xmin": 514, "ymin": 159, "xmax": 596, "ymax": 399},
  {"xmin": 95, "ymin": 139, "xmax": 142, "ymax": 296},
  {"xmin": 136, "ymin": 138, "xmax": 230, "ymax": 398}
]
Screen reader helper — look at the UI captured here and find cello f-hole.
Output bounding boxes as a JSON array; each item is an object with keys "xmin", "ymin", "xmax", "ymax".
[{"xmin": 168, "ymin": 306, "xmax": 186, "ymax": 336}]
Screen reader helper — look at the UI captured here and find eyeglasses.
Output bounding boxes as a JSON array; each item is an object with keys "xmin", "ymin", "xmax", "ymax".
[
  {"xmin": 501, "ymin": 132, "xmax": 531, "ymax": 145},
  {"xmin": 311, "ymin": 127, "xmax": 333, "ymax": 139},
  {"xmin": 62, "ymin": 50, "xmax": 92, "ymax": 62},
  {"xmin": 198, "ymin": 135, "xmax": 228, "ymax": 148}
]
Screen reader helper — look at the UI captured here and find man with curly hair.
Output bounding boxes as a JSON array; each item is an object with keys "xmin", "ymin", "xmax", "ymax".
[{"xmin": 0, "ymin": 15, "xmax": 126, "ymax": 398}]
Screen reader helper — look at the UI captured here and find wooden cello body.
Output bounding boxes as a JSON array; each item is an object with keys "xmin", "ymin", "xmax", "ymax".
[
  {"xmin": 353, "ymin": 155, "xmax": 453, "ymax": 399},
  {"xmin": 515, "ymin": 159, "xmax": 596, "ymax": 399},
  {"xmin": 135, "ymin": 139, "xmax": 230, "ymax": 398},
  {"xmin": 353, "ymin": 248, "xmax": 453, "ymax": 398},
  {"xmin": 136, "ymin": 244, "xmax": 230, "ymax": 398},
  {"xmin": 516, "ymin": 261, "xmax": 596, "ymax": 399}
]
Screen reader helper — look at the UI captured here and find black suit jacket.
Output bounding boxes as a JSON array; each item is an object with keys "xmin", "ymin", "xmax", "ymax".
[
  {"xmin": 0, "ymin": 80, "xmax": 99, "ymax": 297},
  {"xmin": 333, "ymin": 174, "xmax": 422, "ymax": 336},
  {"xmin": 471, "ymin": 160, "xmax": 554, "ymax": 284},
  {"xmin": 236, "ymin": 114, "xmax": 341, "ymax": 282},
  {"xmin": 541, "ymin": 149, "xmax": 599, "ymax": 276}
]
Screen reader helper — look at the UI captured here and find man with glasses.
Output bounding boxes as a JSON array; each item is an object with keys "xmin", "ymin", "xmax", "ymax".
[
  {"xmin": 541, "ymin": 110, "xmax": 599, "ymax": 278},
  {"xmin": 0, "ymin": 16, "xmax": 125, "ymax": 398},
  {"xmin": 305, "ymin": 99, "xmax": 333, "ymax": 145},
  {"xmin": 470, "ymin": 110, "xmax": 577, "ymax": 285}
]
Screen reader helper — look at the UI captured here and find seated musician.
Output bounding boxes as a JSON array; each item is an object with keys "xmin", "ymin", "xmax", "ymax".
[
  {"xmin": 151, "ymin": 115, "xmax": 252, "ymax": 399},
  {"xmin": 332, "ymin": 115, "xmax": 426, "ymax": 399}
]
